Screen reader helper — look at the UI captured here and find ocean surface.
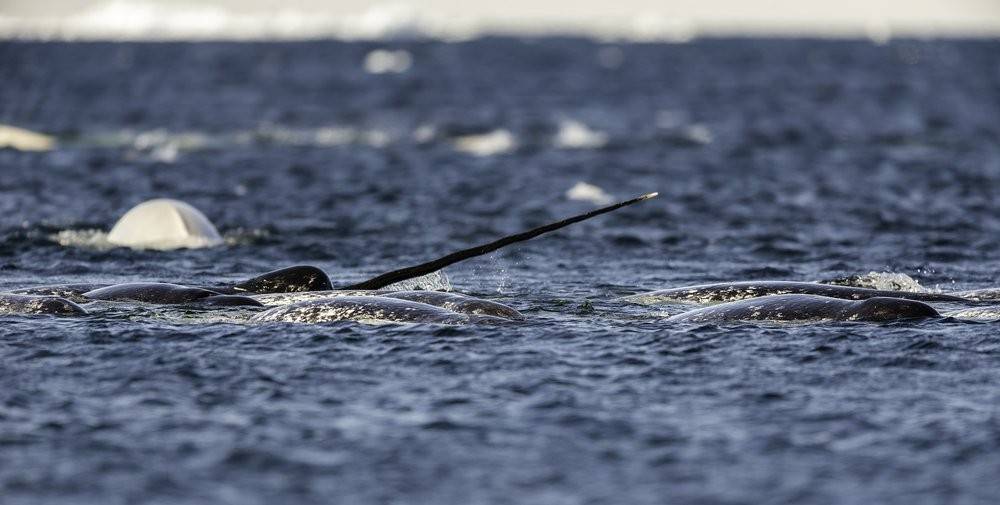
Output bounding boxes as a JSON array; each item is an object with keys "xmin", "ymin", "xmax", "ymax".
[{"xmin": 2, "ymin": 38, "xmax": 1000, "ymax": 504}]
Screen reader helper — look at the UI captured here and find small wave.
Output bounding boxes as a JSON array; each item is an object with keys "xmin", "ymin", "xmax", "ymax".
[
  {"xmin": 150, "ymin": 309, "xmax": 261, "ymax": 326},
  {"xmin": 657, "ymin": 122, "xmax": 715, "ymax": 146},
  {"xmin": 49, "ymin": 229, "xmax": 115, "ymax": 250},
  {"xmin": 622, "ymin": 293, "xmax": 706, "ymax": 306},
  {"xmin": 944, "ymin": 306, "xmax": 1000, "ymax": 320},
  {"xmin": 951, "ymin": 288, "xmax": 1000, "ymax": 302}
]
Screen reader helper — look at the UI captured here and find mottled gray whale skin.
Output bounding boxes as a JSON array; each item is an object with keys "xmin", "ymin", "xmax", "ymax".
[
  {"xmin": 84, "ymin": 283, "xmax": 263, "ymax": 307},
  {"xmin": 631, "ymin": 281, "xmax": 967, "ymax": 305},
  {"xmin": 667, "ymin": 294, "xmax": 941, "ymax": 323},
  {"xmin": 382, "ymin": 291, "xmax": 524, "ymax": 319},
  {"xmin": 249, "ymin": 296, "xmax": 510, "ymax": 324},
  {"xmin": 0, "ymin": 294, "xmax": 88, "ymax": 316}
]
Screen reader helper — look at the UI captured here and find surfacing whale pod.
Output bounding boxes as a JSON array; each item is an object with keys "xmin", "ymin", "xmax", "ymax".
[
  {"xmin": 666, "ymin": 294, "xmax": 941, "ymax": 323},
  {"xmin": 107, "ymin": 198, "xmax": 223, "ymax": 250},
  {"xmin": 0, "ymin": 294, "xmax": 88, "ymax": 316}
]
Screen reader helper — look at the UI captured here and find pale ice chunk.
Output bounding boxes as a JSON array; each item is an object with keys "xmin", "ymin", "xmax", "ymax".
[
  {"xmin": 683, "ymin": 124, "xmax": 714, "ymax": 145},
  {"xmin": 453, "ymin": 129, "xmax": 516, "ymax": 156},
  {"xmin": 0, "ymin": 124, "xmax": 55, "ymax": 151},
  {"xmin": 363, "ymin": 49, "xmax": 412, "ymax": 74},
  {"xmin": 554, "ymin": 120, "xmax": 608, "ymax": 149}
]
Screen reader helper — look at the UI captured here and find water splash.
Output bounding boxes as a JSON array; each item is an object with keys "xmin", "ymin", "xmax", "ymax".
[
  {"xmin": 379, "ymin": 270, "xmax": 452, "ymax": 292},
  {"xmin": 50, "ymin": 229, "xmax": 115, "ymax": 250},
  {"xmin": 821, "ymin": 271, "xmax": 929, "ymax": 292}
]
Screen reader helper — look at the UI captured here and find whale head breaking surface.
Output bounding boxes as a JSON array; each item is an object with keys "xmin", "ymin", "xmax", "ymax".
[
  {"xmin": 107, "ymin": 198, "xmax": 222, "ymax": 250},
  {"xmin": 0, "ymin": 294, "xmax": 88, "ymax": 316},
  {"xmin": 223, "ymin": 265, "xmax": 333, "ymax": 294}
]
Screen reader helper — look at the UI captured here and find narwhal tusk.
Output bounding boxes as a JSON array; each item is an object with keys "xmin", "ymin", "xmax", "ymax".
[{"xmin": 338, "ymin": 192, "xmax": 659, "ymax": 290}]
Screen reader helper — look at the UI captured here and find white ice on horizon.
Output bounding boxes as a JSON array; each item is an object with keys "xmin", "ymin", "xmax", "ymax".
[
  {"xmin": 2, "ymin": 0, "xmax": 998, "ymax": 41},
  {"xmin": 107, "ymin": 198, "xmax": 223, "ymax": 250}
]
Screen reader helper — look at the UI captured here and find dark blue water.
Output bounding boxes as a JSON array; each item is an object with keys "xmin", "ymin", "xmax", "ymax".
[{"xmin": 2, "ymin": 38, "xmax": 1000, "ymax": 504}]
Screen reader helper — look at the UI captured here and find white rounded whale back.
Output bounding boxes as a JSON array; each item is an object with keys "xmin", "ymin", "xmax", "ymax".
[{"xmin": 107, "ymin": 198, "xmax": 222, "ymax": 250}]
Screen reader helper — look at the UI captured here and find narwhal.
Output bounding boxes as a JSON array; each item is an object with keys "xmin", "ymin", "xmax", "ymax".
[
  {"xmin": 621, "ymin": 277, "xmax": 984, "ymax": 324},
  {"xmin": 9, "ymin": 193, "xmax": 658, "ymax": 321},
  {"xmin": 624, "ymin": 281, "xmax": 969, "ymax": 305},
  {"xmin": 0, "ymin": 294, "xmax": 88, "ymax": 317},
  {"xmin": 622, "ymin": 274, "xmax": 995, "ymax": 324},
  {"xmin": 665, "ymin": 294, "xmax": 942, "ymax": 324}
]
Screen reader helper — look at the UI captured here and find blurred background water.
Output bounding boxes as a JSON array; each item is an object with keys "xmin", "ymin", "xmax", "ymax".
[{"xmin": 2, "ymin": 2, "xmax": 1000, "ymax": 504}]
